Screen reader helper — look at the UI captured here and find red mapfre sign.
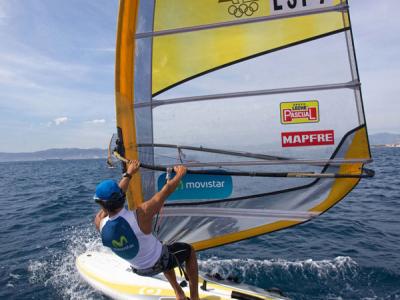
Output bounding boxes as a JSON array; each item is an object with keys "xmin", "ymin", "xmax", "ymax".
[{"xmin": 281, "ymin": 130, "xmax": 335, "ymax": 147}]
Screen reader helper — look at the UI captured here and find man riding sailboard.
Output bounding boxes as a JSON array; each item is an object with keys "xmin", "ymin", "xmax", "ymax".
[{"xmin": 94, "ymin": 160, "xmax": 199, "ymax": 300}]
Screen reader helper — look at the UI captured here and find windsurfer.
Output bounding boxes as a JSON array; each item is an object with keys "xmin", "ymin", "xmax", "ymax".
[{"xmin": 93, "ymin": 160, "xmax": 199, "ymax": 300}]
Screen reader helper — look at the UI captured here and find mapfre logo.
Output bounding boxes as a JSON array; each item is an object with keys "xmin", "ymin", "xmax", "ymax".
[
  {"xmin": 280, "ymin": 101, "xmax": 319, "ymax": 125},
  {"xmin": 281, "ymin": 130, "xmax": 335, "ymax": 147}
]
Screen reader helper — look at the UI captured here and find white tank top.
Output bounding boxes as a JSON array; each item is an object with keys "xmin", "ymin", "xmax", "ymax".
[{"xmin": 100, "ymin": 207, "xmax": 162, "ymax": 269}]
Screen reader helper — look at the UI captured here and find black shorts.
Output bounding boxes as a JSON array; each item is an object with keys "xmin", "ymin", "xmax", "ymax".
[
  {"xmin": 132, "ymin": 242, "xmax": 192, "ymax": 277},
  {"xmin": 164, "ymin": 242, "xmax": 192, "ymax": 270}
]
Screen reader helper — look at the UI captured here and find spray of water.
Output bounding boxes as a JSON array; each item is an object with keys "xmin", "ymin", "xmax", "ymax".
[{"xmin": 28, "ymin": 223, "xmax": 107, "ymax": 300}]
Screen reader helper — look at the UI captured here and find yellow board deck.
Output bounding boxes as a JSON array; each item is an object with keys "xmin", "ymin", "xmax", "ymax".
[{"xmin": 76, "ymin": 251, "xmax": 287, "ymax": 300}]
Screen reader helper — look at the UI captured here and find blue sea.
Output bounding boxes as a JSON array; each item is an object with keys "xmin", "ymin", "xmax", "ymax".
[{"xmin": 1, "ymin": 147, "xmax": 399, "ymax": 300}]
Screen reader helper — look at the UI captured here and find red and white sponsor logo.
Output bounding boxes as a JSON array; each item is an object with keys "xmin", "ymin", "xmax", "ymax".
[
  {"xmin": 282, "ymin": 107, "xmax": 318, "ymax": 123},
  {"xmin": 281, "ymin": 130, "xmax": 335, "ymax": 147},
  {"xmin": 280, "ymin": 101, "xmax": 319, "ymax": 124}
]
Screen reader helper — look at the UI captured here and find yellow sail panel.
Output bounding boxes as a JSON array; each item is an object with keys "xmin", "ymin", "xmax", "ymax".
[
  {"xmin": 154, "ymin": 0, "xmax": 342, "ymax": 31},
  {"xmin": 311, "ymin": 127, "xmax": 370, "ymax": 213},
  {"xmin": 115, "ymin": 0, "xmax": 144, "ymax": 208},
  {"xmin": 152, "ymin": 9, "xmax": 350, "ymax": 95}
]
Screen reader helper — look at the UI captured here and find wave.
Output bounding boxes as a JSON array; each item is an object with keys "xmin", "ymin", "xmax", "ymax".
[
  {"xmin": 199, "ymin": 257, "xmax": 400, "ymax": 300},
  {"xmin": 26, "ymin": 226, "xmax": 400, "ymax": 300}
]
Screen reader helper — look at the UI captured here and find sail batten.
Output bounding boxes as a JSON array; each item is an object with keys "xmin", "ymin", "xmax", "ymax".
[
  {"xmin": 134, "ymin": 81, "xmax": 360, "ymax": 108},
  {"xmin": 143, "ymin": 159, "xmax": 371, "ymax": 167}
]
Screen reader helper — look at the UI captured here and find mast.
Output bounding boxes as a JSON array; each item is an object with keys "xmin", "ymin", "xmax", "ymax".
[{"xmin": 115, "ymin": 0, "xmax": 144, "ymax": 209}]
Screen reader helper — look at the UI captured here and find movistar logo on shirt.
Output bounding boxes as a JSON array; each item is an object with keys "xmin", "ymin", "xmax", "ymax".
[
  {"xmin": 112, "ymin": 235, "xmax": 128, "ymax": 248},
  {"xmin": 101, "ymin": 217, "xmax": 139, "ymax": 259}
]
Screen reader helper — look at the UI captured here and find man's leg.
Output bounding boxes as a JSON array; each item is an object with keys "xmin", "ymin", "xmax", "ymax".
[
  {"xmin": 163, "ymin": 269, "xmax": 186, "ymax": 300},
  {"xmin": 185, "ymin": 245, "xmax": 199, "ymax": 300}
]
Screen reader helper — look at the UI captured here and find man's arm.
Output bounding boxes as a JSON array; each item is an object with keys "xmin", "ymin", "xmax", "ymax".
[
  {"xmin": 137, "ymin": 165, "xmax": 187, "ymax": 234},
  {"xmin": 119, "ymin": 160, "xmax": 140, "ymax": 193},
  {"xmin": 94, "ymin": 209, "xmax": 108, "ymax": 231}
]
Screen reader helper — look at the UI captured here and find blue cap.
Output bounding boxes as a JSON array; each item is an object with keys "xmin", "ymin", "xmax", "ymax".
[{"xmin": 94, "ymin": 180, "xmax": 124, "ymax": 201}]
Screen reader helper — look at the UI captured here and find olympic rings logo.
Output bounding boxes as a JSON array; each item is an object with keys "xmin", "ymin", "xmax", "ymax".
[
  {"xmin": 138, "ymin": 287, "xmax": 162, "ymax": 295},
  {"xmin": 222, "ymin": 1, "xmax": 259, "ymax": 18}
]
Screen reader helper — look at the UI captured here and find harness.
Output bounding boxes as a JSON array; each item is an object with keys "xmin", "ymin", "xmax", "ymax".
[{"xmin": 131, "ymin": 244, "xmax": 189, "ymax": 280}]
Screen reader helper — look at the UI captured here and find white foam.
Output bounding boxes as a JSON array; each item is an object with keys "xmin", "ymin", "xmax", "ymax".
[
  {"xmin": 9, "ymin": 273, "xmax": 21, "ymax": 280},
  {"xmin": 198, "ymin": 256, "xmax": 359, "ymax": 281},
  {"xmin": 28, "ymin": 260, "xmax": 49, "ymax": 284},
  {"xmin": 27, "ymin": 223, "xmax": 107, "ymax": 300}
]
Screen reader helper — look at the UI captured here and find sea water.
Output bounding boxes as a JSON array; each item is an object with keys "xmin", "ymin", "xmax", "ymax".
[{"xmin": 0, "ymin": 148, "xmax": 399, "ymax": 299}]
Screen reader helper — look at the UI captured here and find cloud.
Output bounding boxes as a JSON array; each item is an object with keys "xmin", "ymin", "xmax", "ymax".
[
  {"xmin": 85, "ymin": 119, "xmax": 106, "ymax": 124},
  {"xmin": 53, "ymin": 117, "xmax": 69, "ymax": 126},
  {"xmin": 45, "ymin": 117, "xmax": 69, "ymax": 127}
]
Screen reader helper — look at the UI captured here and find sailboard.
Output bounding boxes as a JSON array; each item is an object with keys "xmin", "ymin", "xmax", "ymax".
[
  {"xmin": 77, "ymin": 0, "xmax": 374, "ymax": 299},
  {"xmin": 77, "ymin": 251, "xmax": 287, "ymax": 300}
]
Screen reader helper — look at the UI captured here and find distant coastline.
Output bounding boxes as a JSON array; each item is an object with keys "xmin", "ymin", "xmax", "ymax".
[
  {"xmin": 0, "ymin": 132, "xmax": 399, "ymax": 162},
  {"xmin": 0, "ymin": 148, "xmax": 107, "ymax": 162},
  {"xmin": 372, "ymin": 144, "xmax": 400, "ymax": 148},
  {"xmin": 369, "ymin": 132, "xmax": 400, "ymax": 145}
]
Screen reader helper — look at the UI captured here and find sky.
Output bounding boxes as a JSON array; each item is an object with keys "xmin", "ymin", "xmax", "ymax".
[{"xmin": 0, "ymin": 0, "xmax": 398, "ymax": 152}]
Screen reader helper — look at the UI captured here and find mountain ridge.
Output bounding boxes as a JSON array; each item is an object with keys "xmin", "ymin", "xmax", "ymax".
[
  {"xmin": 0, "ymin": 133, "xmax": 398, "ymax": 162},
  {"xmin": 0, "ymin": 148, "xmax": 107, "ymax": 162}
]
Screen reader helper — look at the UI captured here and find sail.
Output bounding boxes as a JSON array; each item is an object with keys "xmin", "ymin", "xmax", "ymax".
[{"xmin": 115, "ymin": 0, "xmax": 373, "ymax": 250}]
